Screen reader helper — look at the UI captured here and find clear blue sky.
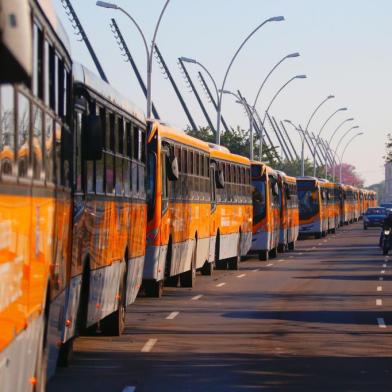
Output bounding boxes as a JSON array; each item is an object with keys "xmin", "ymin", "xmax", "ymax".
[{"xmin": 54, "ymin": 0, "xmax": 392, "ymax": 185}]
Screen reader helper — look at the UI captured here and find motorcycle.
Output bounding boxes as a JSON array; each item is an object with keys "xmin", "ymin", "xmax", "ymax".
[{"xmin": 382, "ymin": 229, "xmax": 391, "ymax": 255}]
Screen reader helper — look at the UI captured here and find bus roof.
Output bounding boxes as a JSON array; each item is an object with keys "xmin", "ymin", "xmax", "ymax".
[
  {"xmin": 73, "ymin": 63, "xmax": 146, "ymax": 124},
  {"xmin": 152, "ymin": 122, "xmax": 210, "ymax": 152},
  {"xmin": 210, "ymin": 147, "xmax": 250, "ymax": 166},
  {"xmin": 36, "ymin": 0, "xmax": 71, "ymax": 55}
]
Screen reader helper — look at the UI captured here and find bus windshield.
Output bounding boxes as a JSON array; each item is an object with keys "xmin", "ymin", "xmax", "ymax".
[
  {"xmin": 252, "ymin": 179, "xmax": 266, "ymax": 224},
  {"xmin": 297, "ymin": 181, "xmax": 319, "ymax": 220}
]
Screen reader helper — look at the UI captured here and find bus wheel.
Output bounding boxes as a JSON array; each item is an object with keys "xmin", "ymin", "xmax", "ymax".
[
  {"xmin": 57, "ymin": 338, "xmax": 74, "ymax": 367},
  {"xmin": 258, "ymin": 250, "xmax": 269, "ymax": 261},
  {"xmin": 101, "ymin": 270, "xmax": 126, "ymax": 336},
  {"xmin": 278, "ymin": 244, "xmax": 285, "ymax": 253},
  {"xmin": 288, "ymin": 241, "xmax": 295, "ymax": 251},
  {"xmin": 269, "ymin": 247, "xmax": 278, "ymax": 259},
  {"xmin": 165, "ymin": 275, "xmax": 180, "ymax": 287},
  {"xmin": 228, "ymin": 237, "xmax": 241, "ymax": 270},
  {"xmin": 315, "ymin": 232, "xmax": 322, "ymax": 239},
  {"xmin": 144, "ymin": 280, "xmax": 163, "ymax": 298},
  {"xmin": 180, "ymin": 244, "xmax": 196, "ymax": 288},
  {"xmin": 200, "ymin": 261, "xmax": 214, "ymax": 276}
]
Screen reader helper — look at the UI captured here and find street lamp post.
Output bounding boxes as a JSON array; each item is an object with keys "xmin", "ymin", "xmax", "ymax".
[
  {"xmin": 284, "ymin": 119, "xmax": 306, "ymax": 176},
  {"xmin": 332, "ymin": 126, "xmax": 361, "ymax": 182},
  {"xmin": 96, "ymin": 0, "xmax": 171, "ymax": 121},
  {"xmin": 259, "ymin": 74, "xmax": 307, "ymax": 160},
  {"xmin": 312, "ymin": 107, "xmax": 348, "ymax": 176},
  {"xmin": 339, "ymin": 132, "xmax": 364, "ymax": 183}
]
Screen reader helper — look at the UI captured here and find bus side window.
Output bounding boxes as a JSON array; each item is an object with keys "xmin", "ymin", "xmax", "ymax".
[
  {"xmin": 32, "ymin": 104, "xmax": 43, "ymax": 181},
  {"xmin": 161, "ymin": 148, "xmax": 169, "ymax": 213},
  {"xmin": 94, "ymin": 106, "xmax": 105, "ymax": 194},
  {"xmin": 17, "ymin": 92, "xmax": 30, "ymax": 179},
  {"xmin": 0, "ymin": 86, "xmax": 15, "ymax": 177},
  {"xmin": 210, "ymin": 162, "xmax": 217, "ymax": 207},
  {"xmin": 33, "ymin": 23, "xmax": 44, "ymax": 100}
]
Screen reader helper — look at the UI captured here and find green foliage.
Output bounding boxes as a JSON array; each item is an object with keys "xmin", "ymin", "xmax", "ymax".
[{"xmin": 385, "ymin": 134, "xmax": 392, "ymax": 162}]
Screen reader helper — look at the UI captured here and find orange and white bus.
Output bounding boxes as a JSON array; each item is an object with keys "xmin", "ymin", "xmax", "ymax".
[
  {"xmin": 208, "ymin": 144, "xmax": 253, "ymax": 269},
  {"xmin": 250, "ymin": 162, "xmax": 280, "ymax": 260},
  {"xmin": 276, "ymin": 171, "xmax": 299, "ymax": 251},
  {"xmin": 143, "ymin": 123, "xmax": 213, "ymax": 297},
  {"xmin": 58, "ymin": 64, "xmax": 148, "ymax": 362},
  {"xmin": 0, "ymin": 0, "xmax": 73, "ymax": 389},
  {"xmin": 319, "ymin": 179, "xmax": 339, "ymax": 234},
  {"xmin": 339, "ymin": 184, "xmax": 357, "ymax": 225},
  {"xmin": 297, "ymin": 177, "xmax": 329, "ymax": 238}
]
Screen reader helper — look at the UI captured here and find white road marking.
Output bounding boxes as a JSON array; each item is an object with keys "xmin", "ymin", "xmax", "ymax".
[
  {"xmin": 318, "ymin": 243, "xmax": 322, "ymax": 245},
  {"xmin": 312, "ymin": 247, "xmax": 317, "ymax": 249},
  {"xmin": 383, "ymin": 264, "xmax": 387, "ymax": 268},
  {"xmin": 216, "ymin": 282, "xmax": 226, "ymax": 287},
  {"xmin": 278, "ymin": 259, "xmax": 284, "ymax": 262},
  {"xmin": 381, "ymin": 270, "xmax": 386, "ymax": 274},
  {"xmin": 237, "ymin": 274, "xmax": 246, "ymax": 278},
  {"xmin": 299, "ymin": 253, "xmax": 303, "ymax": 256},
  {"xmin": 252, "ymin": 268, "xmax": 260, "ymax": 272},
  {"xmin": 377, "ymin": 318, "xmax": 387, "ymax": 328},
  {"xmin": 141, "ymin": 338, "xmax": 158, "ymax": 352},
  {"xmin": 380, "ymin": 277, "xmax": 384, "ymax": 281},
  {"xmin": 377, "ymin": 286, "xmax": 383, "ymax": 292},
  {"xmin": 266, "ymin": 263, "xmax": 273, "ymax": 267},
  {"xmin": 122, "ymin": 387, "xmax": 136, "ymax": 392},
  {"xmin": 191, "ymin": 294, "xmax": 203, "ymax": 300},
  {"xmin": 166, "ymin": 311, "xmax": 179, "ymax": 320},
  {"xmin": 376, "ymin": 299, "xmax": 383, "ymax": 306}
]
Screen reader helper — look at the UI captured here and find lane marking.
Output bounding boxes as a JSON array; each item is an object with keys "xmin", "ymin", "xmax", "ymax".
[
  {"xmin": 380, "ymin": 277, "xmax": 384, "ymax": 281},
  {"xmin": 381, "ymin": 270, "xmax": 386, "ymax": 274},
  {"xmin": 312, "ymin": 247, "xmax": 316, "ymax": 249},
  {"xmin": 141, "ymin": 339, "xmax": 158, "ymax": 352},
  {"xmin": 237, "ymin": 274, "xmax": 246, "ymax": 278},
  {"xmin": 377, "ymin": 286, "xmax": 383, "ymax": 292},
  {"xmin": 166, "ymin": 311, "xmax": 179, "ymax": 320},
  {"xmin": 278, "ymin": 259, "xmax": 284, "ymax": 262},
  {"xmin": 122, "ymin": 387, "xmax": 136, "ymax": 392},
  {"xmin": 383, "ymin": 264, "xmax": 387, "ymax": 268},
  {"xmin": 318, "ymin": 243, "xmax": 322, "ymax": 245},
  {"xmin": 252, "ymin": 268, "xmax": 260, "ymax": 272},
  {"xmin": 289, "ymin": 256, "xmax": 293, "ymax": 259},
  {"xmin": 191, "ymin": 294, "xmax": 203, "ymax": 300},
  {"xmin": 376, "ymin": 299, "xmax": 383, "ymax": 306},
  {"xmin": 216, "ymin": 282, "xmax": 226, "ymax": 287},
  {"xmin": 377, "ymin": 318, "xmax": 387, "ymax": 328},
  {"xmin": 299, "ymin": 253, "xmax": 303, "ymax": 256},
  {"xmin": 266, "ymin": 263, "xmax": 273, "ymax": 267}
]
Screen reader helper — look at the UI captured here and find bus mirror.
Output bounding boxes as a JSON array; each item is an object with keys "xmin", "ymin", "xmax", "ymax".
[
  {"xmin": 285, "ymin": 186, "xmax": 291, "ymax": 200},
  {"xmin": 167, "ymin": 155, "xmax": 179, "ymax": 181},
  {"xmin": 82, "ymin": 114, "xmax": 103, "ymax": 161},
  {"xmin": 0, "ymin": 0, "xmax": 32, "ymax": 85},
  {"xmin": 272, "ymin": 182, "xmax": 279, "ymax": 196},
  {"xmin": 216, "ymin": 169, "xmax": 225, "ymax": 189}
]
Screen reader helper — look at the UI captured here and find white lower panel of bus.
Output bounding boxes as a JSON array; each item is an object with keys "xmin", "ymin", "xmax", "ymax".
[
  {"xmin": 0, "ymin": 314, "xmax": 43, "ymax": 392},
  {"xmin": 144, "ymin": 237, "xmax": 210, "ymax": 281},
  {"xmin": 219, "ymin": 232, "xmax": 240, "ymax": 260},
  {"xmin": 279, "ymin": 226, "xmax": 300, "ymax": 246},
  {"xmin": 62, "ymin": 256, "xmax": 143, "ymax": 342},
  {"xmin": 251, "ymin": 229, "xmax": 279, "ymax": 252},
  {"xmin": 241, "ymin": 231, "xmax": 252, "ymax": 256},
  {"xmin": 299, "ymin": 219, "xmax": 323, "ymax": 234}
]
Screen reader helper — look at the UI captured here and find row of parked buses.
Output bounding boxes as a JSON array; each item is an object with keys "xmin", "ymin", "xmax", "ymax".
[{"xmin": 0, "ymin": 0, "xmax": 377, "ymax": 391}]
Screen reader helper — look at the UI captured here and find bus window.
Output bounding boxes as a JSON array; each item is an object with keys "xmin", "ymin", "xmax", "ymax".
[
  {"xmin": 45, "ymin": 114, "xmax": 54, "ymax": 185},
  {"xmin": 161, "ymin": 149, "xmax": 169, "ymax": 213},
  {"xmin": 252, "ymin": 177, "xmax": 266, "ymax": 224},
  {"xmin": 17, "ymin": 92, "xmax": 30, "ymax": 178},
  {"xmin": 297, "ymin": 181, "xmax": 319, "ymax": 220},
  {"xmin": 32, "ymin": 104, "xmax": 43, "ymax": 180},
  {"xmin": 33, "ymin": 23, "xmax": 44, "ymax": 100},
  {"xmin": 0, "ymin": 85, "xmax": 15, "ymax": 176}
]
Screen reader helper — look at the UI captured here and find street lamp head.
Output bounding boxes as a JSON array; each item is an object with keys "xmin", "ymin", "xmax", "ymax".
[
  {"xmin": 358, "ymin": 132, "xmax": 364, "ymax": 136},
  {"xmin": 96, "ymin": 1, "xmax": 118, "ymax": 9},
  {"xmin": 328, "ymin": 95, "xmax": 335, "ymax": 99},
  {"xmin": 346, "ymin": 118, "xmax": 354, "ymax": 122},
  {"xmin": 268, "ymin": 16, "xmax": 285, "ymax": 22},
  {"xmin": 287, "ymin": 52, "xmax": 300, "ymax": 58},
  {"xmin": 352, "ymin": 125, "xmax": 360, "ymax": 129},
  {"xmin": 220, "ymin": 89, "xmax": 233, "ymax": 95},
  {"xmin": 179, "ymin": 56, "xmax": 196, "ymax": 64},
  {"xmin": 296, "ymin": 74, "xmax": 307, "ymax": 79},
  {"xmin": 284, "ymin": 119, "xmax": 293, "ymax": 124},
  {"xmin": 338, "ymin": 107, "xmax": 348, "ymax": 111}
]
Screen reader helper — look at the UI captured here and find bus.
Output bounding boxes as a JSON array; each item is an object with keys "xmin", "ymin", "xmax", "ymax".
[
  {"xmin": 208, "ymin": 144, "xmax": 253, "ymax": 269},
  {"xmin": 58, "ymin": 64, "xmax": 148, "ymax": 363},
  {"xmin": 143, "ymin": 123, "xmax": 212, "ymax": 297},
  {"xmin": 297, "ymin": 177, "xmax": 328, "ymax": 239},
  {"xmin": 0, "ymin": 0, "xmax": 73, "ymax": 389},
  {"xmin": 251, "ymin": 162, "xmax": 280, "ymax": 260},
  {"xmin": 319, "ymin": 179, "xmax": 339, "ymax": 234},
  {"xmin": 276, "ymin": 171, "xmax": 299, "ymax": 252},
  {"xmin": 339, "ymin": 184, "xmax": 356, "ymax": 225}
]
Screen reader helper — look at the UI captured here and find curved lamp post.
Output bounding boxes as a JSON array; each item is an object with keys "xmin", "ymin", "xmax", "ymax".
[
  {"xmin": 339, "ymin": 132, "xmax": 364, "ymax": 183},
  {"xmin": 96, "ymin": 0, "xmax": 171, "ymax": 121},
  {"xmin": 332, "ymin": 125, "xmax": 360, "ymax": 182},
  {"xmin": 305, "ymin": 95, "xmax": 335, "ymax": 133},
  {"xmin": 259, "ymin": 74, "xmax": 307, "ymax": 159},
  {"xmin": 284, "ymin": 119, "xmax": 306, "ymax": 176},
  {"xmin": 312, "ymin": 107, "xmax": 348, "ymax": 176}
]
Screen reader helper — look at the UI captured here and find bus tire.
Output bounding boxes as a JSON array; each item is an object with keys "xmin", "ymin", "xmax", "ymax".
[
  {"xmin": 258, "ymin": 250, "xmax": 269, "ymax": 261},
  {"xmin": 144, "ymin": 280, "xmax": 163, "ymax": 298},
  {"xmin": 228, "ymin": 236, "xmax": 241, "ymax": 270},
  {"xmin": 215, "ymin": 233, "xmax": 226, "ymax": 270},
  {"xmin": 278, "ymin": 244, "xmax": 285, "ymax": 253},
  {"xmin": 269, "ymin": 247, "xmax": 277, "ymax": 259},
  {"xmin": 315, "ymin": 232, "xmax": 322, "ymax": 239},
  {"xmin": 288, "ymin": 241, "xmax": 295, "ymax": 251},
  {"xmin": 180, "ymin": 240, "xmax": 196, "ymax": 288},
  {"xmin": 100, "ymin": 262, "xmax": 126, "ymax": 336},
  {"xmin": 200, "ymin": 261, "xmax": 213, "ymax": 276},
  {"xmin": 57, "ymin": 338, "xmax": 74, "ymax": 368},
  {"xmin": 165, "ymin": 275, "xmax": 180, "ymax": 287}
]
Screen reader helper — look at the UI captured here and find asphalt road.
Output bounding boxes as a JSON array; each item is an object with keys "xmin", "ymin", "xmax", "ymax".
[{"xmin": 48, "ymin": 223, "xmax": 392, "ymax": 392}]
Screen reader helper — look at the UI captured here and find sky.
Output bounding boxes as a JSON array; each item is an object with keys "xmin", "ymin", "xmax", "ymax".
[{"xmin": 54, "ymin": 0, "xmax": 392, "ymax": 186}]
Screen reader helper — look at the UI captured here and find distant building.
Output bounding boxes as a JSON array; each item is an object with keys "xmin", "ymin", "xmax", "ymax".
[{"xmin": 384, "ymin": 162, "xmax": 392, "ymax": 202}]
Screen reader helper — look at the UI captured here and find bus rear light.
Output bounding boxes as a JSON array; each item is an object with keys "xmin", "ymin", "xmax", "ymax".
[
  {"xmin": 29, "ymin": 377, "xmax": 37, "ymax": 386},
  {"xmin": 65, "ymin": 319, "xmax": 71, "ymax": 327},
  {"xmin": 96, "ymin": 303, "xmax": 101, "ymax": 309},
  {"xmin": 146, "ymin": 228, "xmax": 159, "ymax": 245}
]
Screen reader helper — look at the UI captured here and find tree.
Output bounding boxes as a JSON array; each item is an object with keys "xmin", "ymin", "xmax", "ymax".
[
  {"xmin": 385, "ymin": 133, "xmax": 392, "ymax": 162},
  {"xmin": 332, "ymin": 163, "xmax": 364, "ymax": 186}
]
